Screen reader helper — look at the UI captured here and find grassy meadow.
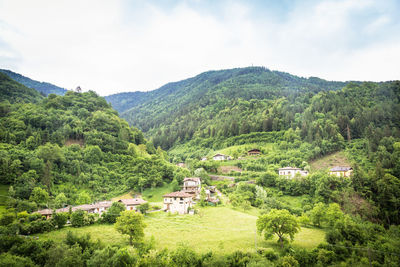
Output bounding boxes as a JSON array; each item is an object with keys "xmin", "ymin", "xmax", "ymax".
[{"xmin": 36, "ymin": 206, "xmax": 325, "ymax": 254}]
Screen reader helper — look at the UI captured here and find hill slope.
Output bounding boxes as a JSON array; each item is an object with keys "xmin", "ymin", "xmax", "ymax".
[
  {"xmin": 0, "ymin": 69, "xmax": 67, "ymax": 96},
  {"xmin": 108, "ymin": 67, "xmax": 349, "ymax": 149},
  {"xmin": 0, "ymin": 90, "xmax": 187, "ymax": 206},
  {"xmin": 0, "ymin": 72, "xmax": 43, "ymax": 103}
]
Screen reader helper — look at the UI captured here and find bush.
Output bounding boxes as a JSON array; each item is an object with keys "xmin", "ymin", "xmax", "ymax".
[
  {"xmin": 0, "ymin": 213, "xmax": 15, "ymax": 226},
  {"xmin": 101, "ymin": 202, "xmax": 126, "ymax": 224},
  {"xmin": 71, "ymin": 210, "xmax": 86, "ymax": 227},
  {"xmin": 0, "ymin": 253, "xmax": 36, "ymax": 267},
  {"xmin": 52, "ymin": 212, "xmax": 68, "ymax": 229},
  {"xmin": 27, "ymin": 219, "xmax": 55, "ymax": 234}
]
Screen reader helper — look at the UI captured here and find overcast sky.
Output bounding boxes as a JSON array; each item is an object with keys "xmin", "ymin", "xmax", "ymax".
[{"xmin": 0, "ymin": 0, "xmax": 399, "ymax": 96}]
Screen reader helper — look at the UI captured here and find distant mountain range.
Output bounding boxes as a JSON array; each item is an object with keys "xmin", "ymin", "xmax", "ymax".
[
  {"xmin": 0, "ymin": 72, "xmax": 43, "ymax": 103},
  {"xmin": 0, "ymin": 69, "xmax": 67, "ymax": 96}
]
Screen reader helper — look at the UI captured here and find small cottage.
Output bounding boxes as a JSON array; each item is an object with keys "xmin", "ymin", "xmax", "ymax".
[
  {"xmin": 163, "ymin": 191, "xmax": 193, "ymax": 214},
  {"xmin": 213, "ymin": 153, "xmax": 228, "ymax": 161},
  {"xmin": 248, "ymin": 149, "xmax": 261, "ymax": 156},
  {"xmin": 278, "ymin": 167, "xmax": 309, "ymax": 178},
  {"xmin": 329, "ymin": 166, "xmax": 353, "ymax": 177},
  {"xmin": 201, "ymin": 157, "xmax": 208, "ymax": 161},
  {"xmin": 118, "ymin": 198, "xmax": 147, "ymax": 211}
]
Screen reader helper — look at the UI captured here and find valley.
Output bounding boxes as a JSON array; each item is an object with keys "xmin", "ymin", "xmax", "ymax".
[{"xmin": 0, "ymin": 67, "xmax": 399, "ymax": 266}]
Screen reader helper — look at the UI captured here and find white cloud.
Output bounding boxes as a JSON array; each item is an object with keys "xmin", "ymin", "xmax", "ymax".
[{"xmin": 0, "ymin": 0, "xmax": 398, "ymax": 95}]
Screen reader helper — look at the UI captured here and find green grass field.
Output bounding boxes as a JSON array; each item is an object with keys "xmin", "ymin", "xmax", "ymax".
[
  {"xmin": 36, "ymin": 207, "xmax": 325, "ymax": 254},
  {"xmin": 310, "ymin": 151, "xmax": 350, "ymax": 171},
  {"xmin": 0, "ymin": 184, "xmax": 9, "ymax": 214},
  {"xmin": 141, "ymin": 183, "xmax": 174, "ymax": 203}
]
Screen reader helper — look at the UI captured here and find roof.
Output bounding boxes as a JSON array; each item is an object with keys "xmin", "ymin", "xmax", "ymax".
[
  {"xmin": 183, "ymin": 177, "xmax": 201, "ymax": 182},
  {"xmin": 248, "ymin": 149, "xmax": 261, "ymax": 152},
  {"xmin": 163, "ymin": 191, "xmax": 193, "ymax": 198},
  {"xmin": 330, "ymin": 166, "xmax": 352, "ymax": 172},
  {"xmin": 279, "ymin": 166, "xmax": 302, "ymax": 170},
  {"xmin": 93, "ymin": 201, "xmax": 112, "ymax": 208},
  {"xmin": 72, "ymin": 204, "xmax": 95, "ymax": 211},
  {"xmin": 213, "ymin": 153, "xmax": 226, "ymax": 157},
  {"xmin": 36, "ymin": 209, "xmax": 53, "ymax": 215},
  {"xmin": 118, "ymin": 198, "xmax": 147, "ymax": 205},
  {"xmin": 56, "ymin": 207, "xmax": 71, "ymax": 213}
]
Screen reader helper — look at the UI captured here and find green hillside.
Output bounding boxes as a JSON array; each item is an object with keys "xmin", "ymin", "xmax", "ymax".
[
  {"xmin": 105, "ymin": 91, "xmax": 151, "ymax": 114},
  {"xmin": 0, "ymin": 69, "xmax": 67, "ymax": 96},
  {"xmin": 0, "ymin": 72, "xmax": 43, "ymax": 103},
  {"xmin": 109, "ymin": 67, "xmax": 347, "ymax": 147},
  {"xmin": 0, "ymin": 90, "xmax": 188, "ymax": 207}
]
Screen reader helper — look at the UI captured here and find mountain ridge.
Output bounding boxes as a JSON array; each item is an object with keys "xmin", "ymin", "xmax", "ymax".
[{"xmin": 0, "ymin": 69, "xmax": 67, "ymax": 96}]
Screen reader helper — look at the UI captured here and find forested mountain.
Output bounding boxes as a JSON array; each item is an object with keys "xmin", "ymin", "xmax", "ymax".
[
  {"xmin": 0, "ymin": 72, "xmax": 43, "ymax": 103},
  {"xmin": 0, "ymin": 69, "xmax": 67, "ymax": 96},
  {"xmin": 0, "ymin": 85, "xmax": 187, "ymax": 209},
  {"xmin": 109, "ymin": 67, "xmax": 398, "ymax": 152},
  {"xmin": 105, "ymin": 91, "xmax": 150, "ymax": 114}
]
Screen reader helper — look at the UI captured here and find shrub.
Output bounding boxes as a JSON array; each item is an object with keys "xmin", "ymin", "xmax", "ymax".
[
  {"xmin": 71, "ymin": 210, "xmax": 86, "ymax": 227},
  {"xmin": 52, "ymin": 212, "xmax": 68, "ymax": 229}
]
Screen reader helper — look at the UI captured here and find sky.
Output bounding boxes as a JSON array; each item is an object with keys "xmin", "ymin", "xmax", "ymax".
[{"xmin": 0, "ymin": 0, "xmax": 399, "ymax": 96}]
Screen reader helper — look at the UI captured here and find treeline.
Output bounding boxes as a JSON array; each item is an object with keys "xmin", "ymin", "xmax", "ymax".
[
  {"xmin": 117, "ymin": 67, "xmax": 348, "ymax": 147},
  {"xmin": 0, "ymin": 73, "xmax": 43, "ymax": 104},
  {"xmin": 0, "ymin": 69, "xmax": 67, "ymax": 96},
  {"xmin": 149, "ymin": 81, "xmax": 399, "ymax": 155},
  {"xmin": 0, "ymin": 89, "xmax": 188, "ymax": 210}
]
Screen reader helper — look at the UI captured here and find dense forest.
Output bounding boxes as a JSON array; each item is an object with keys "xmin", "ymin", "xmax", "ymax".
[
  {"xmin": 0, "ymin": 76, "xmax": 188, "ymax": 211},
  {"xmin": 109, "ymin": 67, "xmax": 349, "ymax": 149},
  {"xmin": 0, "ymin": 69, "xmax": 67, "ymax": 96}
]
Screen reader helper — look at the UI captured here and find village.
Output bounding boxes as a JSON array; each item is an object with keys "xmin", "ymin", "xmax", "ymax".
[
  {"xmin": 37, "ymin": 176, "xmax": 222, "ymax": 218},
  {"xmin": 37, "ymin": 146, "xmax": 353, "ymax": 220}
]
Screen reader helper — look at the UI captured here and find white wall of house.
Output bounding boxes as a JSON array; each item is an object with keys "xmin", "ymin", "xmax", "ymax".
[
  {"xmin": 163, "ymin": 197, "xmax": 192, "ymax": 214},
  {"xmin": 213, "ymin": 155, "xmax": 226, "ymax": 161},
  {"xmin": 330, "ymin": 170, "xmax": 352, "ymax": 177},
  {"xmin": 279, "ymin": 169, "xmax": 308, "ymax": 178},
  {"xmin": 125, "ymin": 205, "xmax": 138, "ymax": 211}
]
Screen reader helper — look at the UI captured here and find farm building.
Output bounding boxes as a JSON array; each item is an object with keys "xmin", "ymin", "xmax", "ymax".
[
  {"xmin": 35, "ymin": 198, "xmax": 146, "ymax": 220},
  {"xmin": 329, "ymin": 166, "xmax": 353, "ymax": 177},
  {"xmin": 163, "ymin": 191, "xmax": 193, "ymax": 214},
  {"xmin": 278, "ymin": 167, "xmax": 309, "ymax": 178},
  {"xmin": 118, "ymin": 198, "xmax": 147, "ymax": 211},
  {"xmin": 248, "ymin": 149, "xmax": 261, "ymax": 156}
]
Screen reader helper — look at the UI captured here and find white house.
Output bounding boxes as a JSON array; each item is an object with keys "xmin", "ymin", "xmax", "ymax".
[
  {"xmin": 163, "ymin": 191, "xmax": 193, "ymax": 214},
  {"xmin": 182, "ymin": 177, "xmax": 201, "ymax": 197},
  {"xmin": 213, "ymin": 153, "xmax": 228, "ymax": 161},
  {"xmin": 278, "ymin": 167, "xmax": 309, "ymax": 178},
  {"xmin": 118, "ymin": 198, "xmax": 147, "ymax": 211},
  {"xmin": 329, "ymin": 166, "xmax": 353, "ymax": 177},
  {"xmin": 201, "ymin": 157, "xmax": 208, "ymax": 161}
]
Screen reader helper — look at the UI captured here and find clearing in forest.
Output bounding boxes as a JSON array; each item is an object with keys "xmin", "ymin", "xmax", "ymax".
[{"xmin": 310, "ymin": 151, "xmax": 350, "ymax": 171}]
